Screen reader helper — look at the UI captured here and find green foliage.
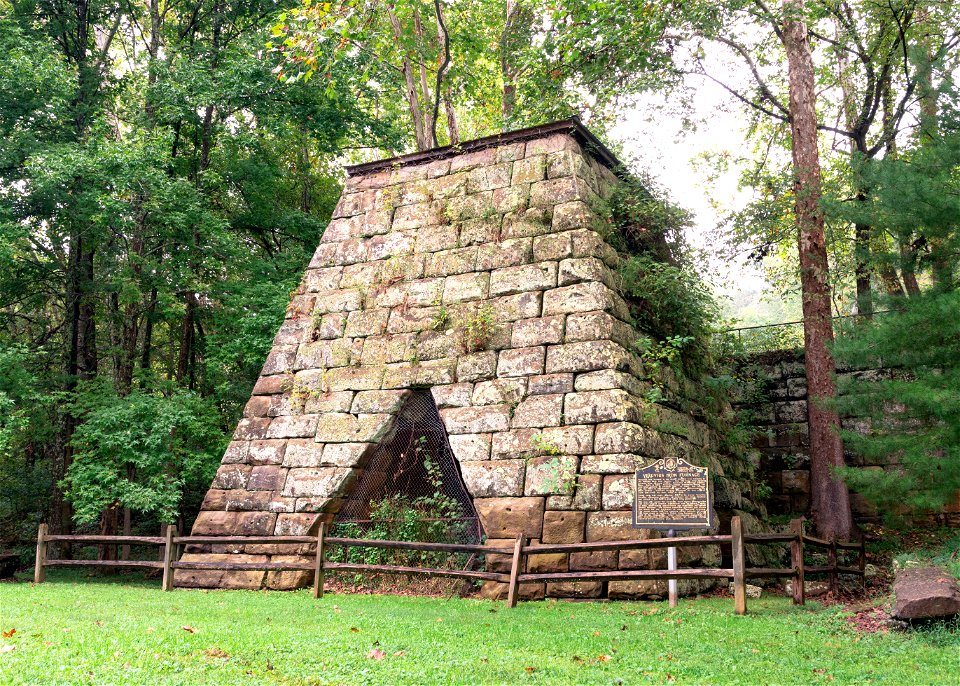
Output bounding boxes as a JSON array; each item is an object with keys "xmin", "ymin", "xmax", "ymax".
[
  {"xmin": 61, "ymin": 379, "xmax": 226, "ymax": 525},
  {"xmin": 529, "ymin": 433, "xmax": 562, "ymax": 456},
  {"xmin": 330, "ymin": 437, "xmax": 468, "ymax": 575},
  {"xmin": 619, "ymin": 255, "xmax": 717, "ymax": 376},
  {"xmin": 831, "ymin": 290, "xmax": 960, "ymax": 519},
  {"xmin": 462, "ymin": 305, "xmax": 497, "ymax": 352}
]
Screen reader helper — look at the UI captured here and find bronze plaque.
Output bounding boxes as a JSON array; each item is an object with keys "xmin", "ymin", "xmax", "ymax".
[{"xmin": 633, "ymin": 457, "xmax": 713, "ymax": 530}]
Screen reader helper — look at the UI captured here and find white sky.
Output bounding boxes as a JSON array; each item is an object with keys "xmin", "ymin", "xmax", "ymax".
[{"xmin": 610, "ymin": 79, "xmax": 770, "ymax": 315}]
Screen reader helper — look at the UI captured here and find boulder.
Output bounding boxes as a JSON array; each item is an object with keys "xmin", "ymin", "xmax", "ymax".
[{"xmin": 891, "ymin": 567, "xmax": 960, "ymax": 621}]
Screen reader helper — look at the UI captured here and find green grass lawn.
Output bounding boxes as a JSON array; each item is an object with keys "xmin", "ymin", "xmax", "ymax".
[{"xmin": 1, "ymin": 571, "xmax": 957, "ymax": 685}]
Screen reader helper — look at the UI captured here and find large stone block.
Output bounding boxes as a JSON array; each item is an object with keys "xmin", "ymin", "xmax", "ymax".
[
  {"xmin": 440, "ymin": 405, "xmax": 512, "ymax": 434},
  {"xmin": 542, "ymin": 510, "xmax": 586, "ymax": 544},
  {"xmin": 476, "ymin": 237, "xmax": 533, "ymax": 270},
  {"xmin": 511, "ymin": 316, "xmax": 565, "ymax": 347},
  {"xmin": 314, "ymin": 413, "xmax": 393, "ymax": 443},
  {"xmin": 585, "ymin": 511, "xmax": 636, "ymax": 541},
  {"xmin": 212, "ymin": 465, "xmax": 251, "ymax": 490},
  {"xmin": 601, "ymin": 474, "xmax": 634, "ymax": 510},
  {"xmin": 497, "ymin": 346, "xmax": 545, "ymax": 377},
  {"xmin": 449, "ymin": 433, "xmax": 491, "ymax": 462},
  {"xmin": 425, "ymin": 247, "xmax": 478, "ymax": 277},
  {"xmin": 350, "ymin": 390, "xmax": 409, "ymax": 414},
  {"xmin": 193, "ymin": 511, "xmax": 278, "ymax": 536},
  {"xmin": 533, "ymin": 425, "xmax": 595, "ymax": 455},
  {"xmin": 461, "ymin": 459, "xmax": 525, "ymax": 497},
  {"xmin": 524, "ymin": 456, "xmax": 579, "ymax": 495},
  {"xmin": 266, "ymin": 415, "xmax": 320, "ymax": 439},
  {"xmin": 546, "ymin": 340, "xmax": 633, "ymax": 375},
  {"xmin": 527, "ymin": 373, "xmax": 574, "ymax": 395},
  {"xmin": 282, "ymin": 467, "xmax": 355, "ymax": 498},
  {"xmin": 547, "ymin": 581, "xmax": 604, "ymax": 598},
  {"xmin": 594, "ymin": 422, "xmax": 666, "ymax": 457},
  {"xmin": 282, "ymin": 438, "xmax": 324, "ymax": 467},
  {"xmin": 511, "ymin": 393, "xmax": 563, "ymax": 428},
  {"xmin": 248, "ymin": 466, "xmax": 286, "ymax": 491},
  {"xmin": 443, "ymin": 272, "xmax": 489, "ymax": 303},
  {"xmin": 474, "ymin": 497, "xmax": 545, "ymax": 538},
  {"xmin": 430, "ymin": 383, "xmax": 473, "ymax": 408},
  {"xmin": 542, "ymin": 282, "xmax": 628, "ymax": 320},
  {"xmin": 472, "ymin": 378, "xmax": 526, "ymax": 406},
  {"xmin": 489, "ymin": 262, "xmax": 558, "ymax": 297},
  {"xmin": 564, "ymin": 389, "xmax": 643, "ymax": 424},
  {"xmin": 488, "ymin": 292, "xmax": 543, "ymax": 322},
  {"xmin": 344, "ymin": 309, "xmax": 389, "ymax": 337},
  {"xmin": 581, "ymin": 453, "xmax": 642, "ymax": 474},
  {"xmin": 457, "ymin": 351, "xmax": 498, "ymax": 383}
]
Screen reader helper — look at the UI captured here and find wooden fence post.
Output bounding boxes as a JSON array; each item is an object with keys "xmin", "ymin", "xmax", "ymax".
[
  {"xmin": 828, "ymin": 539, "xmax": 839, "ymax": 597},
  {"xmin": 731, "ymin": 516, "xmax": 747, "ymax": 615},
  {"xmin": 161, "ymin": 524, "xmax": 175, "ymax": 592},
  {"xmin": 34, "ymin": 523, "xmax": 48, "ymax": 584},
  {"xmin": 506, "ymin": 534, "xmax": 525, "ymax": 609},
  {"xmin": 858, "ymin": 535, "xmax": 866, "ymax": 592},
  {"xmin": 313, "ymin": 522, "xmax": 327, "ymax": 599},
  {"xmin": 790, "ymin": 518, "xmax": 805, "ymax": 605}
]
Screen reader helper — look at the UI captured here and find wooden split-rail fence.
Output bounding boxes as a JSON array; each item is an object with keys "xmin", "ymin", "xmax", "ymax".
[{"xmin": 34, "ymin": 516, "xmax": 865, "ymax": 614}]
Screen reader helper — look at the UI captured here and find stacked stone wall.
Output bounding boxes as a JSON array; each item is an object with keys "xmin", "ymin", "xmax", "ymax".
[
  {"xmin": 737, "ymin": 350, "xmax": 960, "ymax": 526},
  {"xmin": 183, "ymin": 124, "xmax": 757, "ymax": 597}
]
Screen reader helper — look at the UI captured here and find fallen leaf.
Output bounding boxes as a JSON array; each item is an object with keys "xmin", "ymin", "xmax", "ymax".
[
  {"xmin": 204, "ymin": 648, "xmax": 230, "ymax": 659},
  {"xmin": 597, "ymin": 655, "xmax": 611, "ymax": 662},
  {"xmin": 572, "ymin": 655, "xmax": 585, "ymax": 663},
  {"xmin": 620, "ymin": 624, "xmax": 628, "ymax": 631},
  {"xmin": 524, "ymin": 666, "xmax": 536, "ymax": 673},
  {"xmin": 180, "ymin": 626, "xmax": 196, "ymax": 633},
  {"xmin": 1, "ymin": 629, "xmax": 14, "ymax": 639},
  {"xmin": 349, "ymin": 627, "xmax": 360, "ymax": 633},
  {"xmin": 367, "ymin": 648, "xmax": 386, "ymax": 660},
  {"xmin": 393, "ymin": 650, "xmax": 405, "ymax": 657},
  {"xmin": 751, "ymin": 648, "xmax": 760, "ymax": 654},
  {"xmin": 592, "ymin": 631, "xmax": 601, "ymax": 636},
  {"xmin": 435, "ymin": 617, "xmax": 443, "ymax": 622},
  {"xmin": 0, "ymin": 646, "xmax": 14, "ymax": 653}
]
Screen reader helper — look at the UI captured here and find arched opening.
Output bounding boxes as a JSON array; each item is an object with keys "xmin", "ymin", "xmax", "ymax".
[{"xmin": 333, "ymin": 390, "xmax": 482, "ymax": 545}]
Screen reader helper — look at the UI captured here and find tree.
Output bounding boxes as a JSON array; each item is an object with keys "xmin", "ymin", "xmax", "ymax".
[
  {"xmin": 781, "ymin": 0, "xmax": 855, "ymax": 540},
  {"xmin": 830, "ymin": 122, "xmax": 959, "ymax": 520}
]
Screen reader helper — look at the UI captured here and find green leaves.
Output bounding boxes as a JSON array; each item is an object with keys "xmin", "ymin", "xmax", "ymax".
[{"xmin": 62, "ymin": 379, "xmax": 226, "ymax": 524}]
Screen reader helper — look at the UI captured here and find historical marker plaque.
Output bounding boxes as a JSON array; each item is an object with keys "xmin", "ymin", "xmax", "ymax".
[{"xmin": 633, "ymin": 457, "xmax": 713, "ymax": 530}]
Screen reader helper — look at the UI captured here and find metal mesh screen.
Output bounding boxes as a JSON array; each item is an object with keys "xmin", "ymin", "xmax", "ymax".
[{"xmin": 333, "ymin": 390, "xmax": 482, "ymax": 545}]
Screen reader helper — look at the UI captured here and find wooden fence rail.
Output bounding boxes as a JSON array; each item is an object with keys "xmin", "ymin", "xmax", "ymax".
[{"xmin": 33, "ymin": 517, "xmax": 865, "ymax": 614}]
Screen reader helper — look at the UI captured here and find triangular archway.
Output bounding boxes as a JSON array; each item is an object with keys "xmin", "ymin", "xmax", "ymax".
[{"xmin": 334, "ymin": 390, "xmax": 482, "ymax": 544}]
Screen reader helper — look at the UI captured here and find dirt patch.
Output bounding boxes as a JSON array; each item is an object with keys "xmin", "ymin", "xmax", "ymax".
[{"xmin": 844, "ymin": 606, "xmax": 892, "ymax": 633}]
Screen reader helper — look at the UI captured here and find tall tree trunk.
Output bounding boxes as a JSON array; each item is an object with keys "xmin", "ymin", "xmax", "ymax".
[
  {"xmin": 141, "ymin": 288, "xmax": 157, "ymax": 370},
  {"xmin": 444, "ymin": 94, "xmax": 460, "ymax": 145},
  {"xmin": 176, "ymin": 291, "xmax": 197, "ymax": 387},
  {"xmin": 413, "ymin": 7, "xmax": 435, "ymax": 144},
  {"xmin": 387, "ymin": 6, "xmax": 430, "ymax": 151},
  {"xmin": 500, "ymin": 0, "xmax": 520, "ymax": 120},
  {"xmin": 782, "ymin": 0, "xmax": 855, "ymax": 541}
]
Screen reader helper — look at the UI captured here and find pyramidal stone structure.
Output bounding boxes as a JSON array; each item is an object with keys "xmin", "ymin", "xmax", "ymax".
[{"xmin": 181, "ymin": 119, "xmax": 744, "ymax": 598}]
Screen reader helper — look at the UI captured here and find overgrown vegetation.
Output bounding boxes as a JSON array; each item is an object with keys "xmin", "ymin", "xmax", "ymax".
[{"xmin": 329, "ymin": 438, "xmax": 472, "ymax": 588}]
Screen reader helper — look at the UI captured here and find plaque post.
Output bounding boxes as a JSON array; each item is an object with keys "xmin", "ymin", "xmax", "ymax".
[{"xmin": 667, "ymin": 528, "xmax": 677, "ymax": 608}]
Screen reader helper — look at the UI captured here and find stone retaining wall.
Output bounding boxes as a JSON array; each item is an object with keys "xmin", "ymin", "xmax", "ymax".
[{"xmin": 736, "ymin": 350, "xmax": 960, "ymax": 526}]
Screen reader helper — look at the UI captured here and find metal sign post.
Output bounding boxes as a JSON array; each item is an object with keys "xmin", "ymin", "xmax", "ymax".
[
  {"xmin": 632, "ymin": 457, "xmax": 713, "ymax": 608},
  {"xmin": 667, "ymin": 528, "xmax": 677, "ymax": 607}
]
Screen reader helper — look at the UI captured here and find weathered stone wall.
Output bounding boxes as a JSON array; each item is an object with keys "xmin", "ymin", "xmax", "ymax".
[
  {"xmin": 736, "ymin": 350, "xmax": 960, "ymax": 526},
  {"xmin": 183, "ymin": 121, "xmax": 759, "ymax": 597}
]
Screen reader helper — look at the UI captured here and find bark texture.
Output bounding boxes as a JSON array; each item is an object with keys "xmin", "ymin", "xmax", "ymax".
[{"xmin": 782, "ymin": 0, "xmax": 855, "ymax": 540}]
